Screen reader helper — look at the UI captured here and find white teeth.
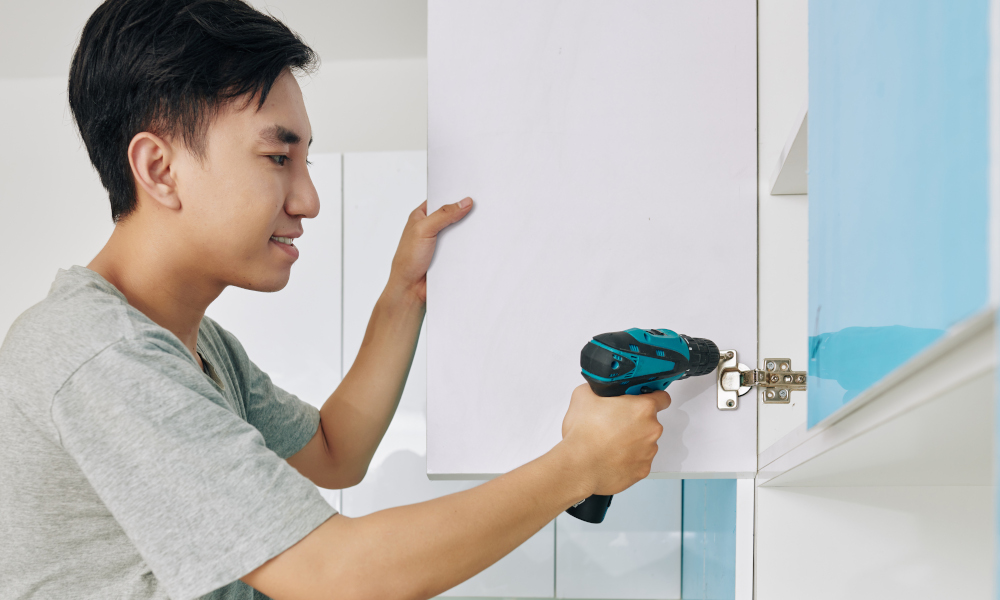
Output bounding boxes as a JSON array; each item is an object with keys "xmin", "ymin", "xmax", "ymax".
[{"xmin": 271, "ymin": 236, "xmax": 294, "ymax": 245}]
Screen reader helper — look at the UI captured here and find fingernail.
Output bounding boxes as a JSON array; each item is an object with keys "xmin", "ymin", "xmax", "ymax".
[{"xmin": 458, "ymin": 197, "xmax": 472, "ymax": 209}]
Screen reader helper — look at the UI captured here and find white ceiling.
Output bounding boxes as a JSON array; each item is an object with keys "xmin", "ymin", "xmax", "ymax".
[{"xmin": 0, "ymin": 0, "xmax": 427, "ymax": 79}]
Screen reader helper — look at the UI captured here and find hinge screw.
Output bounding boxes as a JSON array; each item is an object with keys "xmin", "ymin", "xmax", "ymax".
[
  {"xmin": 778, "ymin": 389, "xmax": 788, "ymax": 400},
  {"xmin": 766, "ymin": 360, "xmax": 776, "ymax": 370}
]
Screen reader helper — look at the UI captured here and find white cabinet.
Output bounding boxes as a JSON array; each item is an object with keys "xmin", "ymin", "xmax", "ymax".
[{"xmin": 426, "ymin": 0, "xmax": 758, "ymax": 479}]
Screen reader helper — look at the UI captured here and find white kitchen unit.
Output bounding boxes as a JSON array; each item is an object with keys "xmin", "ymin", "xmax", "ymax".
[{"xmin": 426, "ymin": 1, "xmax": 999, "ymax": 599}]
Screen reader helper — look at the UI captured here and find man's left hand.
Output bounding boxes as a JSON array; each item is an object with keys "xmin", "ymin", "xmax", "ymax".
[{"xmin": 389, "ymin": 197, "xmax": 473, "ymax": 303}]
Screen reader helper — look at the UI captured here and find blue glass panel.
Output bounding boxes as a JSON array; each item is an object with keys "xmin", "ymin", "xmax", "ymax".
[
  {"xmin": 808, "ymin": 0, "xmax": 990, "ymax": 427},
  {"xmin": 681, "ymin": 480, "xmax": 736, "ymax": 600}
]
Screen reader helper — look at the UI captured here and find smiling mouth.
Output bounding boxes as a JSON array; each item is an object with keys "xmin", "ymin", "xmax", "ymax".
[{"xmin": 270, "ymin": 236, "xmax": 295, "ymax": 245}]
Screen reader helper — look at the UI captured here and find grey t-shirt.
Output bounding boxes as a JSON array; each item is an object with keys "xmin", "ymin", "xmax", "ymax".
[{"xmin": 0, "ymin": 266, "xmax": 336, "ymax": 599}]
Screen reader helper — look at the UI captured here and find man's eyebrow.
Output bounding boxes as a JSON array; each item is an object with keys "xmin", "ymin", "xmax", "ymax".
[{"xmin": 259, "ymin": 124, "xmax": 312, "ymax": 147}]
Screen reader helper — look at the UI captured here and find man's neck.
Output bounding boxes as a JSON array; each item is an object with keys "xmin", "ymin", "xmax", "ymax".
[{"xmin": 88, "ymin": 220, "xmax": 224, "ymax": 362}]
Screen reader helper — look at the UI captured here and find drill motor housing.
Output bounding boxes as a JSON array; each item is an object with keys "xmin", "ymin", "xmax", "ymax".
[{"xmin": 580, "ymin": 328, "xmax": 720, "ymax": 398}]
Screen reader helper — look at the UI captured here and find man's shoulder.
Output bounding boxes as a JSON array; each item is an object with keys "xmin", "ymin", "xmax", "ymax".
[
  {"xmin": 4, "ymin": 267, "xmax": 140, "ymax": 365},
  {"xmin": 0, "ymin": 267, "xmax": 187, "ymax": 408}
]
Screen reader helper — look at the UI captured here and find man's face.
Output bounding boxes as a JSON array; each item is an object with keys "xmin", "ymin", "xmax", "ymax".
[{"xmin": 170, "ymin": 69, "xmax": 319, "ymax": 293}]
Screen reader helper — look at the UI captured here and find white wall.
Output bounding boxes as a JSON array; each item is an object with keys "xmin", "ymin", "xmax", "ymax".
[
  {"xmin": 300, "ymin": 58, "xmax": 427, "ymax": 154},
  {"xmin": 0, "ymin": 77, "xmax": 113, "ymax": 337}
]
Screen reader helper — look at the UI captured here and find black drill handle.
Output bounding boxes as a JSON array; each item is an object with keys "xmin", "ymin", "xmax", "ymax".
[
  {"xmin": 566, "ymin": 493, "xmax": 613, "ymax": 523},
  {"xmin": 566, "ymin": 380, "xmax": 621, "ymax": 524}
]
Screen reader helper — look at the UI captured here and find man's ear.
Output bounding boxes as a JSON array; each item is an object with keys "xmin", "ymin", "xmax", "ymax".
[{"xmin": 127, "ymin": 132, "xmax": 180, "ymax": 210}]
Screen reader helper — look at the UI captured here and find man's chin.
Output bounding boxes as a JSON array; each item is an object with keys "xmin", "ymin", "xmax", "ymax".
[{"xmin": 230, "ymin": 267, "xmax": 292, "ymax": 293}]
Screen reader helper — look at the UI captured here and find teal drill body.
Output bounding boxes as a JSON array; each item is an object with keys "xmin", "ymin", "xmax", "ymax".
[{"xmin": 580, "ymin": 328, "xmax": 720, "ymax": 398}]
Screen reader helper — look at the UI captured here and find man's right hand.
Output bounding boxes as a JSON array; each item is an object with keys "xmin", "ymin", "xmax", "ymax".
[{"xmin": 560, "ymin": 383, "xmax": 671, "ymax": 497}]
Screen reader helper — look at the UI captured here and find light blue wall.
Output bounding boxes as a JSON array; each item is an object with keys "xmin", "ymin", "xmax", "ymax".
[
  {"xmin": 681, "ymin": 480, "xmax": 736, "ymax": 600},
  {"xmin": 808, "ymin": 0, "xmax": 991, "ymax": 427}
]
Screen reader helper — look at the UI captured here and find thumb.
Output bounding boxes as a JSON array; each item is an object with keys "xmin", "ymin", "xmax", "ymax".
[
  {"xmin": 419, "ymin": 197, "xmax": 473, "ymax": 237},
  {"xmin": 648, "ymin": 390, "xmax": 672, "ymax": 412}
]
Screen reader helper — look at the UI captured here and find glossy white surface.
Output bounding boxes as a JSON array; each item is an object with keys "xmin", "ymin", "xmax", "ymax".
[
  {"xmin": 426, "ymin": 0, "xmax": 758, "ymax": 478},
  {"xmin": 206, "ymin": 152, "xmax": 343, "ymax": 509},
  {"xmin": 339, "ymin": 152, "xmax": 555, "ymax": 597},
  {"xmin": 755, "ymin": 485, "xmax": 995, "ymax": 600},
  {"xmin": 555, "ymin": 480, "xmax": 681, "ymax": 600},
  {"xmin": 341, "ymin": 152, "xmax": 429, "ymax": 473},
  {"xmin": 756, "ymin": 0, "xmax": 810, "ymax": 453}
]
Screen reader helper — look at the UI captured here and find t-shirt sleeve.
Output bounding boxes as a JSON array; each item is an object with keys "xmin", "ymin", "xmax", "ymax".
[
  {"xmin": 51, "ymin": 339, "xmax": 336, "ymax": 600},
  {"xmin": 232, "ymin": 347, "xmax": 319, "ymax": 460},
  {"xmin": 205, "ymin": 319, "xmax": 320, "ymax": 460}
]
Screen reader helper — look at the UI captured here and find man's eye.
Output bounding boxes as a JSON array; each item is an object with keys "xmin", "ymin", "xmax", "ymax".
[{"xmin": 269, "ymin": 155, "xmax": 288, "ymax": 166}]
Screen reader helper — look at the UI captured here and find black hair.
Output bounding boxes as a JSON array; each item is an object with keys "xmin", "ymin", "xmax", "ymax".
[{"xmin": 69, "ymin": 0, "xmax": 318, "ymax": 222}]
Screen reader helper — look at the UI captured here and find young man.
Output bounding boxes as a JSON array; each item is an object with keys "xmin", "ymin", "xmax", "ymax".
[{"xmin": 0, "ymin": 1, "xmax": 670, "ymax": 598}]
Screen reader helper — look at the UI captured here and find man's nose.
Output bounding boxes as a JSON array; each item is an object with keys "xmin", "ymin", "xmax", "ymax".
[{"xmin": 288, "ymin": 169, "xmax": 320, "ymax": 219}]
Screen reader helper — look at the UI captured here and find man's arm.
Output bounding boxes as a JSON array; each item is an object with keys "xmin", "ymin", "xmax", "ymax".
[
  {"xmin": 288, "ymin": 199, "xmax": 472, "ymax": 488},
  {"xmin": 245, "ymin": 384, "xmax": 670, "ymax": 600}
]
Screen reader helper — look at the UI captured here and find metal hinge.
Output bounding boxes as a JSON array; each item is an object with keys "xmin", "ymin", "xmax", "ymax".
[{"xmin": 716, "ymin": 351, "xmax": 807, "ymax": 410}]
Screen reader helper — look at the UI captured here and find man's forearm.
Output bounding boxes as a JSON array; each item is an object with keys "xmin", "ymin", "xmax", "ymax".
[
  {"xmin": 245, "ymin": 440, "xmax": 592, "ymax": 600},
  {"xmin": 318, "ymin": 278, "xmax": 425, "ymax": 481}
]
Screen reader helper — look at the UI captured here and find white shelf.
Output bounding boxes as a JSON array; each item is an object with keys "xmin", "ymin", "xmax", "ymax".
[
  {"xmin": 768, "ymin": 102, "xmax": 808, "ymax": 195},
  {"xmin": 757, "ymin": 308, "xmax": 996, "ymax": 486}
]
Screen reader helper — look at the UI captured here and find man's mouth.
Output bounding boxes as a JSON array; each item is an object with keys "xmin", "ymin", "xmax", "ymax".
[{"xmin": 270, "ymin": 236, "xmax": 295, "ymax": 245}]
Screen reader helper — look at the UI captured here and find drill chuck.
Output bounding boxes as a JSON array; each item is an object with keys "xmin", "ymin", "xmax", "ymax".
[{"xmin": 680, "ymin": 335, "xmax": 721, "ymax": 378}]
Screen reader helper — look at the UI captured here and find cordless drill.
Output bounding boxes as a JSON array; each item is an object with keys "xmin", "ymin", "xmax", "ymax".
[{"xmin": 567, "ymin": 328, "xmax": 721, "ymax": 524}]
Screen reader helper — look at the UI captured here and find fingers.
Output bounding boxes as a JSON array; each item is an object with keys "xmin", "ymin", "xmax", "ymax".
[{"xmin": 416, "ymin": 197, "xmax": 473, "ymax": 237}]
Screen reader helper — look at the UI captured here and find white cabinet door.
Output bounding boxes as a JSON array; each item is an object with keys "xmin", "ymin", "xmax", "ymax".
[{"xmin": 426, "ymin": 0, "xmax": 758, "ymax": 477}]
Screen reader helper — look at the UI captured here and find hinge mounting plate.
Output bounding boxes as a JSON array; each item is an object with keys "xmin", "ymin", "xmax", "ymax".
[
  {"xmin": 716, "ymin": 350, "xmax": 751, "ymax": 410},
  {"xmin": 716, "ymin": 351, "xmax": 807, "ymax": 409}
]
